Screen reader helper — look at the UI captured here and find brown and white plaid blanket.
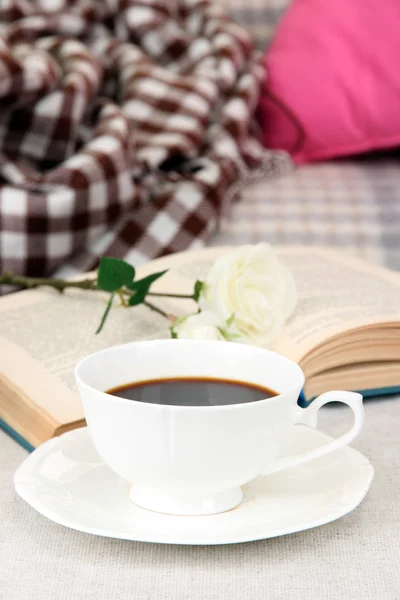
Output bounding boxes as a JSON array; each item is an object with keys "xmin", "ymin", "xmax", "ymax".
[{"xmin": 0, "ymin": 0, "xmax": 288, "ymax": 277}]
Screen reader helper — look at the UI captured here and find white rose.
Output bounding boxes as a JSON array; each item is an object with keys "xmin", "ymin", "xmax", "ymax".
[
  {"xmin": 171, "ymin": 310, "xmax": 229, "ymax": 341},
  {"xmin": 199, "ymin": 243, "xmax": 297, "ymax": 347}
]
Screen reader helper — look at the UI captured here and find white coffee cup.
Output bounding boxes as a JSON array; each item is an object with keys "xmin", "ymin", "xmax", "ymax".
[{"xmin": 75, "ymin": 339, "xmax": 364, "ymax": 516}]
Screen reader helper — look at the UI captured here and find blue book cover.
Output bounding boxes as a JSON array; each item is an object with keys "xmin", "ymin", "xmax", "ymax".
[
  {"xmin": 297, "ymin": 386, "xmax": 400, "ymax": 408},
  {"xmin": 0, "ymin": 419, "xmax": 35, "ymax": 453}
]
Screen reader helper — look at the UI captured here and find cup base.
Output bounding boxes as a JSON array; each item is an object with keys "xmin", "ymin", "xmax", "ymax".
[{"xmin": 129, "ymin": 485, "xmax": 243, "ymax": 516}]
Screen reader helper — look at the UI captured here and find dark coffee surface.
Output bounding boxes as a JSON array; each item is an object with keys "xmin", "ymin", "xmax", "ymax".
[{"xmin": 106, "ymin": 377, "xmax": 277, "ymax": 407}]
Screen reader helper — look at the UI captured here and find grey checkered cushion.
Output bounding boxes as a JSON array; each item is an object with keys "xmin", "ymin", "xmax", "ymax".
[{"xmin": 215, "ymin": 0, "xmax": 400, "ymax": 272}]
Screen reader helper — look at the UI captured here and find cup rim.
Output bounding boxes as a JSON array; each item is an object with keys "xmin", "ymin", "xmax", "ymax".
[{"xmin": 75, "ymin": 339, "xmax": 305, "ymax": 411}]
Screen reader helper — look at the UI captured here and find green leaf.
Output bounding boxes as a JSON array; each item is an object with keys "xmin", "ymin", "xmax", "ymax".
[
  {"xmin": 97, "ymin": 257, "xmax": 135, "ymax": 292},
  {"xmin": 170, "ymin": 327, "xmax": 178, "ymax": 339},
  {"xmin": 127, "ymin": 271, "xmax": 167, "ymax": 306},
  {"xmin": 219, "ymin": 328, "xmax": 241, "ymax": 342},
  {"xmin": 95, "ymin": 293, "xmax": 115, "ymax": 334},
  {"xmin": 128, "ymin": 286, "xmax": 148, "ymax": 306},
  {"xmin": 226, "ymin": 312, "xmax": 235, "ymax": 327},
  {"xmin": 193, "ymin": 280, "xmax": 204, "ymax": 302}
]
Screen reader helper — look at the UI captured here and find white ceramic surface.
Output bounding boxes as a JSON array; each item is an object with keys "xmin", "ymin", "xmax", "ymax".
[
  {"xmin": 14, "ymin": 426, "xmax": 374, "ymax": 545},
  {"xmin": 75, "ymin": 340, "xmax": 365, "ymax": 515}
]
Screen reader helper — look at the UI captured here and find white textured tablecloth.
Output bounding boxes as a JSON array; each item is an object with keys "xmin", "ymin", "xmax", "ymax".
[{"xmin": 1, "ymin": 398, "xmax": 400, "ymax": 600}]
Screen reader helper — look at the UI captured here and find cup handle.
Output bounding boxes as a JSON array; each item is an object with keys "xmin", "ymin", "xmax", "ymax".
[{"xmin": 264, "ymin": 391, "xmax": 364, "ymax": 475}]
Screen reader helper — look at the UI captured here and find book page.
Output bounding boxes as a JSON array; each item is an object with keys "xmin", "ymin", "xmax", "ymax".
[
  {"xmin": 274, "ymin": 248, "xmax": 400, "ymax": 361},
  {"xmin": 1, "ymin": 245, "xmax": 400, "ymax": 427},
  {"xmin": 0, "ymin": 286, "xmax": 177, "ymax": 424}
]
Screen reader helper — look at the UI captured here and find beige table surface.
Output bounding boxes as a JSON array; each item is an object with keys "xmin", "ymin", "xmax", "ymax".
[{"xmin": 1, "ymin": 397, "xmax": 400, "ymax": 600}]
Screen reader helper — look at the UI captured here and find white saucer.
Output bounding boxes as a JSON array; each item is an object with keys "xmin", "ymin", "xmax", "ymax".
[{"xmin": 14, "ymin": 427, "xmax": 374, "ymax": 545}]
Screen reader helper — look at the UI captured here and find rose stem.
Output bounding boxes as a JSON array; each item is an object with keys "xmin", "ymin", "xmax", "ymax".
[
  {"xmin": 0, "ymin": 273, "xmax": 97, "ymax": 292},
  {"xmin": 147, "ymin": 292, "xmax": 194, "ymax": 299},
  {"xmin": 143, "ymin": 300, "xmax": 171, "ymax": 320}
]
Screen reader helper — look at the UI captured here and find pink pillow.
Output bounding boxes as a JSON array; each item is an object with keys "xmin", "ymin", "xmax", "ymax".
[{"xmin": 259, "ymin": 0, "xmax": 400, "ymax": 163}]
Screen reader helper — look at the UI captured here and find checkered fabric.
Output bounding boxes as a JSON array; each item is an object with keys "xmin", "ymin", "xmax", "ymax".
[{"xmin": 0, "ymin": 0, "xmax": 289, "ymax": 278}]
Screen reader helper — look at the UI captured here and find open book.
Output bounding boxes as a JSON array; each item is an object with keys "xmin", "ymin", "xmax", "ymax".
[{"xmin": 1, "ymin": 246, "xmax": 400, "ymax": 450}]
